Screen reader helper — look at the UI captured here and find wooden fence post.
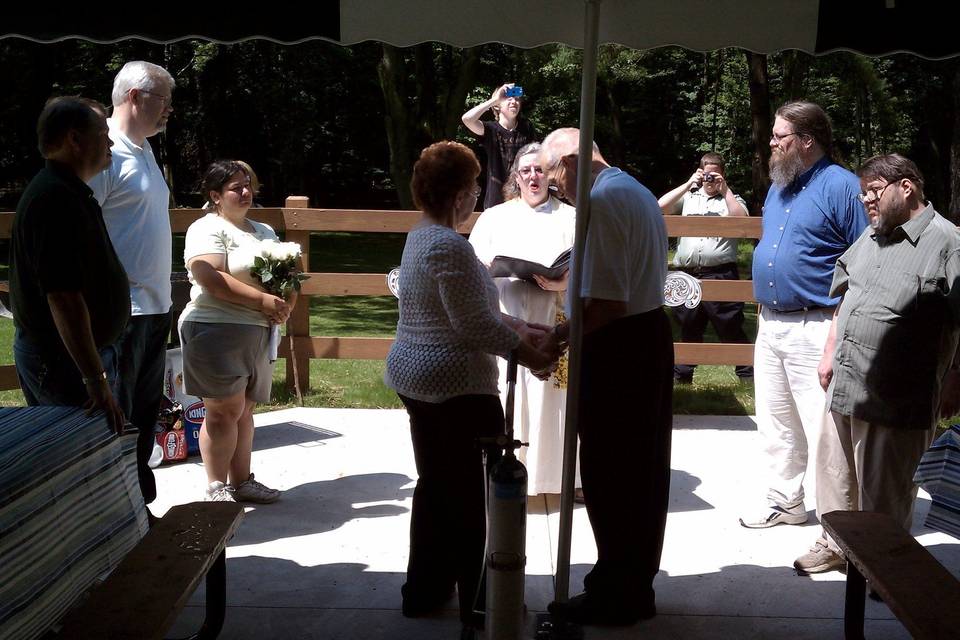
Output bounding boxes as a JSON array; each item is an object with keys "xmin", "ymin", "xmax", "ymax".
[{"xmin": 284, "ymin": 196, "xmax": 311, "ymax": 398}]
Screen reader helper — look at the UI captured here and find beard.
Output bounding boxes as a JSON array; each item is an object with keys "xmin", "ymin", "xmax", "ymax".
[
  {"xmin": 769, "ymin": 147, "xmax": 805, "ymax": 187},
  {"xmin": 871, "ymin": 199, "xmax": 908, "ymax": 237}
]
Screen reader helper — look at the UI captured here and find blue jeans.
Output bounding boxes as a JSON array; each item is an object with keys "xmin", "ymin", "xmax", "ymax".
[{"xmin": 14, "ymin": 327, "xmax": 119, "ymax": 408}]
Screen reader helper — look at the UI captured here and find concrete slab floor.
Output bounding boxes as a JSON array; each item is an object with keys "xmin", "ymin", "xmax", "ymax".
[{"xmin": 151, "ymin": 408, "xmax": 959, "ymax": 639}]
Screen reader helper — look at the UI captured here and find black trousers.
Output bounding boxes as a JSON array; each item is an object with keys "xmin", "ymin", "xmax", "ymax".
[
  {"xmin": 399, "ymin": 393, "xmax": 503, "ymax": 624},
  {"xmin": 671, "ymin": 263, "xmax": 753, "ymax": 379},
  {"xmin": 115, "ymin": 312, "xmax": 171, "ymax": 505},
  {"xmin": 578, "ymin": 309, "xmax": 673, "ymax": 609}
]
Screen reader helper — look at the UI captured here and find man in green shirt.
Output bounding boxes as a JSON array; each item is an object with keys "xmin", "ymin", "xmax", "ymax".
[{"xmin": 795, "ymin": 153, "xmax": 960, "ymax": 574}]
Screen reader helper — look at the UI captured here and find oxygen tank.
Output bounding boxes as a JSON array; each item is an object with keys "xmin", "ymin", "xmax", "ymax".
[
  {"xmin": 486, "ymin": 451, "xmax": 527, "ymax": 639},
  {"xmin": 485, "ymin": 351, "xmax": 527, "ymax": 640}
]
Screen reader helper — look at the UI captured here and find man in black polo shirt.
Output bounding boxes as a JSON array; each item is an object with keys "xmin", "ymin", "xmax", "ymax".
[{"xmin": 10, "ymin": 97, "xmax": 129, "ymax": 433}]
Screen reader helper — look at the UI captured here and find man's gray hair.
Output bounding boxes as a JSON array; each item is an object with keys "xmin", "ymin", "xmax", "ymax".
[
  {"xmin": 111, "ymin": 61, "xmax": 175, "ymax": 106},
  {"xmin": 541, "ymin": 127, "xmax": 601, "ymax": 169}
]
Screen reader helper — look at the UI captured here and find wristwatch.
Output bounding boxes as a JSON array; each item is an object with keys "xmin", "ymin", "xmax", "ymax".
[{"xmin": 82, "ymin": 370, "xmax": 107, "ymax": 385}]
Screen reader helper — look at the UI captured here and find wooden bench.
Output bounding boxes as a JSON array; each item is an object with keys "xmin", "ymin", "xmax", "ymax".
[
  {"xmin": 821, "ymin": 510, "xmax": 960, "ymax": 640},
  {"xmin": 53, "ymin": 501, "xmax": 244, "ymax": 640},
  {"xmin": 0, "ymin": 407, "xmax": 244, "ymax": 640}
]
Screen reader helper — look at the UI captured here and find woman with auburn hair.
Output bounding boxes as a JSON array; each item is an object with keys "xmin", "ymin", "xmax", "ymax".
[{"xmin": 385, "ymin": 141, "xmax": 556, "ymax": 630}]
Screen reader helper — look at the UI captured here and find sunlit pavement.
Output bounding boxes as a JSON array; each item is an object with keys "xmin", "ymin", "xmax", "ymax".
[{"xmin": 154, "ymin": 409, "xmax": 958, "ymax": 639}]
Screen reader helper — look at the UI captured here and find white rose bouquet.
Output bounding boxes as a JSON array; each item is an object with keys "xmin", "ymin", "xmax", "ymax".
[
  {"xmin": 216, "ymin": 236, "xmax": 308, "ymax": 363},
  {"xmin": 249, "ymin": 239, "xmax": 309, "ymax": 298}
]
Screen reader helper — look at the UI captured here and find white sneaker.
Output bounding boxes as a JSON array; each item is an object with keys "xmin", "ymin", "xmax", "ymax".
[
  {"xmin": 739, "ymin": 503, "xmax": 808, "ymax": 528},
  {"xmin": 227, "ymin": 473, "xmax": 281, "ymax": 504},
  {"xmin": 205, "ymin": 480, "xmax": 236, "ymax": 502}
]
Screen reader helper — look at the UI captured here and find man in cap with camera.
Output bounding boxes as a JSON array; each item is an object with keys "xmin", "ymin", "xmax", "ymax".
[{"xmin": 658, "ymin": 151, "xmax": 753, "ymax": 384}]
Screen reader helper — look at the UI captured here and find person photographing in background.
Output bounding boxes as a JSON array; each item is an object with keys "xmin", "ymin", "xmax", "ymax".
[
  {"xmin": 658, "ymin": 152, "xmax": 753, "ymax": 384},
  {"xmin": 461, "ymin": 82, "xmax": 536, "ymax": 210}
]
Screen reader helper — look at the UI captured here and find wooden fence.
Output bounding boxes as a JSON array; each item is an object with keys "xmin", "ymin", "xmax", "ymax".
[{"xmin": 0, "ymin": 197, "xmax": 762, "ymax": 393}]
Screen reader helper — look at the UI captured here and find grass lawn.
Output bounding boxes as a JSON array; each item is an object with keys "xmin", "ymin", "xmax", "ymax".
[
  {"xmin": 0, "ymin": 234, "xmax": 760, "ymax": 413},
  {"xmin": 6, "ymin": 234, "xmax": 954, "ymax": 424}
]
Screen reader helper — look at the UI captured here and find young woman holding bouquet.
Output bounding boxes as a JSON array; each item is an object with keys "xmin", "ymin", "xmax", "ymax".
[
  {"xmin": 179, "ymin": 160, "xmax": 295, "ymax": 503},
  {"xmin": 384, "ymin": 141, "xmax": 557, "ymax": 630}
]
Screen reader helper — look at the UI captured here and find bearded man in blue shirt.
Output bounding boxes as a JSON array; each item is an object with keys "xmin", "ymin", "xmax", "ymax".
[{"xmin": 740, "ymin": 102, "xmax": 866, "ymax": 537}]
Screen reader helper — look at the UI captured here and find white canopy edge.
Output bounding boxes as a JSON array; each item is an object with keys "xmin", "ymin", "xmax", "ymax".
[{"xmin": 339, "ymin": 0, "xmax": 820, "ymax": 53}]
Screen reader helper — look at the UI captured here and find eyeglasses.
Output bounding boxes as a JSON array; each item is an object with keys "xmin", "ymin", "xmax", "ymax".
[
  {"xmin": 547, "ymin": 160, "xmax": 566, "ymax": 198},
  {"xmin": 857, "ymin": 182, "xmax": 893, "ymax": 204},
  {"xmin": 518, "ymin": 166, "xmax": 544, "ymax": 178},
  {"xmin": 770, "ymin": 131, "xmax": 800, "ymax": 144},
  {"xmin": 138, "ymin": 89, "xmax": 172, "ymax": 107}
]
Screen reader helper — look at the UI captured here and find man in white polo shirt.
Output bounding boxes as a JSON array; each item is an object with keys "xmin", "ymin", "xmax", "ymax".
[
  {"xmin": 89, "ymin": 60, "xmax": 175, "ymax": 509},
  {"xmin": 540, "ymin": 128, "xmax": 673, "ymax": 626}
]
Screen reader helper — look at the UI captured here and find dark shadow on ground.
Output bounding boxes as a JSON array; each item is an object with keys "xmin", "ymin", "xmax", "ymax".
[
  {"xmin": 527, "ymin": 469, "xmax": 712, "ymax": 515},
  {"xmin": 922, "ymin": 544, "xmax": 960, "ymax": 580},
  {"xmin": 671, "ymin": 414, "xmax": 757, "ymax": 431},
  {"xmin": 170, "ymin": 558, "xmax": 469, "ymax": 639},
  {"xmin": 234, "ymin": 473, "xmax": 413, "ymax": 546},
  {"xmin": 567, "ymin": 562, "xmax": 905, "ymax": 630},
  {"xmin": 669, "ymin": 469, "xmax": 712, "ymax": 512},
  {"xmin": 252, "ymin": 420, "xmax": 343, "ymax": 451},
  {"xmin": 171, "ymin": 558, "xmax": 915, "ymax": 639}
]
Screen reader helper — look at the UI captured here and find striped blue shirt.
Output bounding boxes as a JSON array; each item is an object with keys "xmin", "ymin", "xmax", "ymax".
[{"xmin": 753, "ymin": 157, "xmax": 866, "ymax": 310}]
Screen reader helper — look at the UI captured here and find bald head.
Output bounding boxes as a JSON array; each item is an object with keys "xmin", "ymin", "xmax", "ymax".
[
  {"xmin": 540, "ymin": 127, "xmax": 603, "ymax": 170},
  {"xmin": 539, "ymin": 127, "xmax": 606, "ymax": 205}
]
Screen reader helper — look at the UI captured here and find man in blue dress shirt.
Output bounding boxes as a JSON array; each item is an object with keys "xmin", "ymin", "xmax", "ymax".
[{"xmin": 740, "ymin": 102, "xmax": 866, "ymax": 539}]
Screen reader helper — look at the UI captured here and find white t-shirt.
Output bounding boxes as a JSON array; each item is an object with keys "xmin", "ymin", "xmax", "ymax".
[
  {"xmin": 578, "ymin": 167, "xmax": 667, "ymax": 316},
  {"xmin": 88, "ymin": 119, "xmax": 172, "ymax": 315},
  {"xmin": 179, "ymin": 213, "xmax": 278, "ymax": 327}
]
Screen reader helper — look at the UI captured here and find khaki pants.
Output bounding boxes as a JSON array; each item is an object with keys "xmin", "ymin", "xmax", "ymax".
[{"xmin": 817, "ymin": 411, "xmax": 935, "ymax": 553}]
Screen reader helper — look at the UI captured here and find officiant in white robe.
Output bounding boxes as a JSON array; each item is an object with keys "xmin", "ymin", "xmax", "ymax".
[{"xmin": 469, "ymin": 142, "xmax": 580, "ymax": 495}]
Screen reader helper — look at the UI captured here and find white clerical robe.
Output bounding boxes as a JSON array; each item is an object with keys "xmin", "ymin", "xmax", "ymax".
[{"xmin": 469, "ymin": 196, "xmax": 580, "ymax": 494}]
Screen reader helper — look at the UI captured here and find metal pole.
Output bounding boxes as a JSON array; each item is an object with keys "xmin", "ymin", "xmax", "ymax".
[{"xmin": 554, "ymin": 0, "xmax": 601, "ymax": 603}]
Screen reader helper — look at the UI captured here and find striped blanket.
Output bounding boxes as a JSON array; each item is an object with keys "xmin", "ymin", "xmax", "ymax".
[
  {"xmin": 0, "ymin": 407, "xmax": 148, "ymax": 640},
  {"xmin": 914, "ymin": 424, "xmax": 960, "ymax": 539}
]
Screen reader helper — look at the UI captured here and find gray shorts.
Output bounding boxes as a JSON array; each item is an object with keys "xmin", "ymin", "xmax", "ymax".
[{"xmin": 180, "ymin": 321, "xmax": 273, "ymax": 403}]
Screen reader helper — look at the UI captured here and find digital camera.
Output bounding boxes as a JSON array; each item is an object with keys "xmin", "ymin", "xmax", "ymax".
[
  {"xmin": 505, "ymin": 85, "xmax": 524, "ymax": 98},
  {"xmin": 703, "ymin": 173, "xmax": 716, "ymax": 183}
]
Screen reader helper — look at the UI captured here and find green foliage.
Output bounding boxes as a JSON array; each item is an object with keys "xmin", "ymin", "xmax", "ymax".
[{"xmin": 2, "ymin": 39, "xmax": 959, "ymax": 215}]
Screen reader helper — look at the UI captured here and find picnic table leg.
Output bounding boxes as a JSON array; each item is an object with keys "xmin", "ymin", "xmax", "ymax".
[
  {"xmin": 844, "ymin": 561, "xmax": 866, "ymax": 640},
  {"xmin": 183, "ymin": 549, "xmax": 227, "ymax": 640}
]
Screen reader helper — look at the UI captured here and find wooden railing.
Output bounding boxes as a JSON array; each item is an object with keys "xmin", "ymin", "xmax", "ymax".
[{"xmin": 0, "ymin": 198, "xmax": 762, "ymax": 393}]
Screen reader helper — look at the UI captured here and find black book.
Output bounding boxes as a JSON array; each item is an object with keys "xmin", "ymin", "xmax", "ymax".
[{"xmin": 488, "ymin": 248, "xmax": 572, "ymax": 282}]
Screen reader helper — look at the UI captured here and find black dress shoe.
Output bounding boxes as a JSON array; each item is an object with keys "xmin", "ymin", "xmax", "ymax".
[
  {"xmin": 547, "ymin": 592, "xmax": 655, "ymax": 627},
  {"xmin": 400, "ymin": 583, "xmax": 454, "ymax": 618}
]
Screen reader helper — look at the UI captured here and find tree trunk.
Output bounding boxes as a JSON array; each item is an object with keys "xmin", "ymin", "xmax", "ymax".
[
  {"xmin": 600, "ymin": 77, "xmax": 627, "ymax": 168},
  {"xmin": 378, "ymin": 45, "xmax": 416, "ymax": 209},
  {"xmin": 441, "ymin": 47, "xmax": 480, "ymax": 140},
  {"xmin": 745, "ymin": 52, "xmax": 771, "ymax": 216},
  {"xmin": 782, "ymin": 50, "xmax": 810, "ymax": 101},
  {"xmin": 950, "ymin": 63, "xmax": 960, "ymax": 223},
  {"xmin": 378, "ymin": 44, "xmax": 480, "ymax": 208},
  {"xmin": 711, "ymin": 49, "xmax": 723, "ymax": 150}
]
